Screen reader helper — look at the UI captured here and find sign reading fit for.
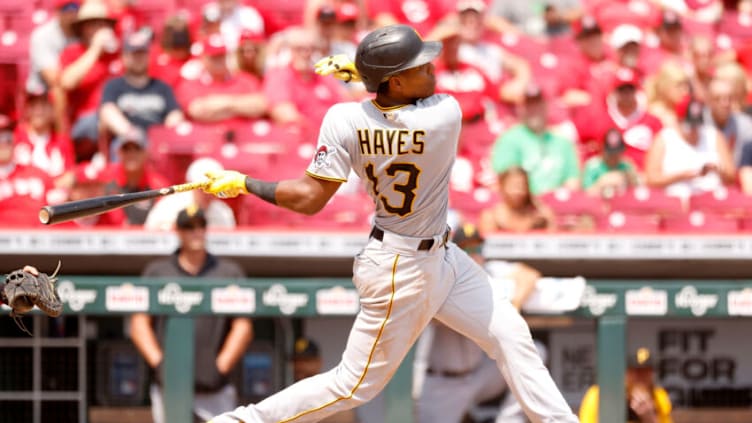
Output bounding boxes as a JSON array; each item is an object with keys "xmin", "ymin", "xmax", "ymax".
[{"xmin": 549, "ymin": 319, "xmax": 752, "ymax": 408}]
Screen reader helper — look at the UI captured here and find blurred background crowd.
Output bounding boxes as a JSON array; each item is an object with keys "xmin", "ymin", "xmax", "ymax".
[{"xmin": 2, "ymin": 0, "xmax": 752, "ymax": 233}]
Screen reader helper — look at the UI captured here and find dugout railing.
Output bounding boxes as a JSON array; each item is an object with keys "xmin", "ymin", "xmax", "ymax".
[{"xmin": 4, "ymin": 277, "xmax": 752, "ymax": 423}]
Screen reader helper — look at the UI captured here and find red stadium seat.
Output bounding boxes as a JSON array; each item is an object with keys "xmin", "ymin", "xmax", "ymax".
[
  {"xmin": 246, "ymin": 0, "xmax": 305, "ymax": 34},
  {"xmin": 740, "ymin": 216, "xmax": 752, "ymax": 232},
  {"xmin": 545, "ymin": 35, "xmax": 580, "ymax": 59},
  {"xmin": 539, "ymin": 188, "xmax": 608, "ymax": 231},
  {"xmin": 230, "ymin": 119, "xmax": 302, "ymax": 154},
  {"xmin": 662, "ymin": 211, "xmax": 740, "ymax": 233},
  {"xmin": 496, "ymin": 32, "xmax": 548, "ymax": 63},
  {"xmin": 0, "ymin": 63, "xmax": 20, "ymax": 121},
  {"xmin": 597, "ymin": 211, "xmax": 661, "ymax": 233},
  {"xmin": 0, "ymin": 2, "xmax": 33, "ymax": 15},
  {"xmin": 147, "ymin": 123, "xmax": 226, "ymax": 183},
  {"xmin": 0, "ymin": 10, "xmax": 32, "ymax": 65},
  {"xmin": 148, "ymin": 122, "xmax": 225, "ymax": 155},
  {"xmin": 176, "ymin": 0, "xmax": 212, "ymax": 12},
  {"xmin": 237, "ymin": 194, "xmax": 305, "ymax": 227},
  {"xmin": 688, "ymin": 187, "xmax": 752, "ymax": 218},
  {"xmin": 607, "ymin": 187, "xmax": 685, "ymax": 216},
  {"xmin": 449, "ymin": 187, "xmax": 499, "ymax": 224},
  {"xmin": 302, "ymin": 193, "xmax": 373, "ymax": 230},
  {"xmin": 538, "ymin": 188, "xmax": 607, "ymax": 218},
  {"xmin": 210, "ymin": 144, "xmax": 274, "ymax": 177}
]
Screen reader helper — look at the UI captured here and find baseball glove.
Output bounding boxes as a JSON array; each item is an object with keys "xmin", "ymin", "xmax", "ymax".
[{"xmin": 1, "ymin": 262, "xmax": 63, "ymax": 335}]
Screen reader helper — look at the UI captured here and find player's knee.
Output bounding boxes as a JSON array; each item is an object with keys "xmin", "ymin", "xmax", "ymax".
[{"xmin": 329, "ymin": 364, "xmax": 385, "ymax": 405}]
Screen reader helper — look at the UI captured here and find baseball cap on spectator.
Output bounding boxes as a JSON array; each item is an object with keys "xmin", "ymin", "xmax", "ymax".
[
  {"xmin": 457, "ymin": 0, "xmax": 486, "ymax": 13},
  {"xmin": 678, "ymin": 98, "xmax": 704, "ymax": 127},
  {"xmin": 610, "ymin": 24, "xmax": 643, "ymax": 50},
  {"xmin": 523, "ymin": 83, "xmax": 545, "ymax": 102},
  {"xmin": 603, "ymin": 128, "xmax": 626, "ymax": 155},
  {"xmin": 113, "ymin": 127, "xmax": 147, "ymax": 151},
  {"xmin": 55, "ymin": 0, "xmax": 80, "ymax": 12},
  {"xmin": 122, "ymin": 29, "xmax": 152, "ymax": 52},
  {"xmin": 73, "ymin": 161, "xmax": 106, "ymax": 184},
  {"xmin": 317, "ymin": 5, "xmax": 337, "ymax": 23},
  {"xmin": 336, "ymin": 3, "xmax": 359, "ymax": 23},
  {"xmin": 292, "ymin": 337, "xmax": 320, "ymax": 360},
  {"xmin": 25, "ymin": 83, "xmax": 51, "ymax": 103},
  {"xmin": 239, "ymin": 29, "xmax": 264, "ymax": 44},
  {"xmin": 176, "ymin": 205, "xmax": 207, "ymax": 229},
  {"xmin": 573, "ymin": 15, "xmax": 602, "ymax": 38},
  {"xmin": 659, "ymin": 9, "xmax": 682, "ymax": 29},
  {"xmin": 611, "ymin": 67, "xmax": 640, "ymax": 91},
  {"xmin": 452, "ymin": 223, "xmax": 484, "ymax": 245},
  {"xmin": 628, "ymin": 347, "xmax": 655, "ymax": 369},
  {"xmin": 199, "ymin": 34, "xmax": 227, "ymax": 56}
]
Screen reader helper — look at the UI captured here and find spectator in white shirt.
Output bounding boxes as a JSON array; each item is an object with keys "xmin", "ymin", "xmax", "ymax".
[
  {"xmin": 645, "ymin": 99, "xmax": 735, "ymax": 198},
  {"xmin": 144, "ymin": 157, "xmax": 237, "ymax": 231}
]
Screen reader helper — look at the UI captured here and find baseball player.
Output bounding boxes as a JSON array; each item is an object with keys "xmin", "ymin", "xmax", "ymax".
[{"xmin": 202, "ymin": 24, "xmax": 578, "ymax": 423}]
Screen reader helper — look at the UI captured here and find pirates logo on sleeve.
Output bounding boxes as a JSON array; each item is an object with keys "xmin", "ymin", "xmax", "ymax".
[{"xmin": 313, "ymin": 145, "xmax": 332, "ymax": 170}]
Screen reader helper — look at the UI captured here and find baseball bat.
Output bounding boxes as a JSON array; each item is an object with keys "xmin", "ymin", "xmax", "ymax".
[{"xmin": 39, "ymin": 180, "xmax": 210, "ymax": 225}]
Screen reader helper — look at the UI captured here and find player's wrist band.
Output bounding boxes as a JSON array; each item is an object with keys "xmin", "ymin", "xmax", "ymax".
[{"xmin": 245, "ymin": 177, "xmax": 278, "ymax": 205}]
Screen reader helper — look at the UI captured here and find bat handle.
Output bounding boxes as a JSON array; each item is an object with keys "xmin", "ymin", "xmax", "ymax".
[{"xmin": 167, "ymin": 180, "xmax": 211, "ymax": 194}]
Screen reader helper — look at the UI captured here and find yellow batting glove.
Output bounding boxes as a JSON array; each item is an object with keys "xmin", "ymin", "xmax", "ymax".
[
  {"xmin": 202, "ymin": 169, "xmax": 249, "ymax": 199},
  {"xmin": 314, "ymin": 54, "xmax": 362, "ymax": 82}
]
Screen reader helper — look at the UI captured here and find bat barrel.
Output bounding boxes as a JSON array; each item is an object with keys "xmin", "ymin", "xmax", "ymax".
[{"xmin": 39, "ymin": 190, "xmax": 162, "ymax": 225}]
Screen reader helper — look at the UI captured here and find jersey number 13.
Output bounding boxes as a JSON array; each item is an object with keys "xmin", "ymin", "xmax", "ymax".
[{"xmin": 365, "ymin": 162, "xmax": 421, "ymax": 217}]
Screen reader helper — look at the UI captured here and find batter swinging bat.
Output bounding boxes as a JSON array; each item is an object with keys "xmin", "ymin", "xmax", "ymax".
[{"xmin": 38, "ymin": 180, "xmax": 210, "ymax": 225}]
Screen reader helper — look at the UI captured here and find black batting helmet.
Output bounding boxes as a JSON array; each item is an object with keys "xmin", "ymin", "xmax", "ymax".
[{"xmin": 355, "ymin": 24, "xmax": 442, "ymax": 92}]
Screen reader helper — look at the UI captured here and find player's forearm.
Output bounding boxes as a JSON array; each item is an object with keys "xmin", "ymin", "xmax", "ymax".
[
  {"xmin": 230, "ymin": 94, "xmax": 268, "ymax": 118},
  {"xmin": 245, "ymin": 177, "xmax": 329, "ymax": 215},
  {"xmin": 164, "ymin": 110, "xmax": 185, "ymax": 127},
  {"xmin": 645, "ymin": 170, "xmax": 692, "ymax": 188},
  {"xmin": 100, "ymin": 103, "xmax": 133, "ymax": 136},
  {"xmin": 40, "ymin": 67, "xmax": 60, "ymax": 88},
  {"xmin": 129, "ymin": 314, "xmax": 163, "ymax": 368},
  {"xmin": 270, "ymin": 103, "xmax": 304, "ymax": 125},
  {"xmin": 718, "ymin": 161, "xmax": 737, "ymax": 184},
  {"xmin": 51, "ymin": 85, "xmax": 69, "ymax": 133},
  {"xmin": 187, "ymin": 98, "xmax": 235, "ymax": 122},
  {"xmin": 60, "ymin": 48, "xmax": 100, "ymax": 91},
  {"xmin": 215, "ymin": 318, "xmax": 253, "ymax": 374},
  {"xmin": 740, "ymin": 167, "xmax": 752, "ymax": 194}
]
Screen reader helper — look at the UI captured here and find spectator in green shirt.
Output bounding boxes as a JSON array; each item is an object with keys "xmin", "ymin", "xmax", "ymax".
[
  {"xmin": 490, "ymin": 84, "xmax": 580, "ymax": 195},
  {"xmin": 582, "ymin": 128, "xmax": 639, "ymax": 197}
]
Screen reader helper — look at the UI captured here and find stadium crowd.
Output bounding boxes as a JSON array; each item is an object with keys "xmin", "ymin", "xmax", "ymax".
[{"xmin": 1, "ymin": 0, "xmax": 752, "ymax": 233}]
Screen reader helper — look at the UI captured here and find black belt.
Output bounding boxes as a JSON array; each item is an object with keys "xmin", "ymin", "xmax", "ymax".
[
  {"xmin": 369, "ymin": 227, "xmax": 449, "ymax": 251},
  {"xmin": 426, "ymin": 367, "xmax": 474, "ymax": 378}
]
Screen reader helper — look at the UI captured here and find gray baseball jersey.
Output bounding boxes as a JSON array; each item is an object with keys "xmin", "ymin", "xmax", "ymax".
[{"xmin": 306, "ymin": 94, "xmax": 462, "ymax": 238}]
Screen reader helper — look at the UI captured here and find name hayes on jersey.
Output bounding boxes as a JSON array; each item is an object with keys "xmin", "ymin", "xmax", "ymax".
[{"xmin": 357, "ymin": 128, "xmax": 425, "ymax": 156}]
